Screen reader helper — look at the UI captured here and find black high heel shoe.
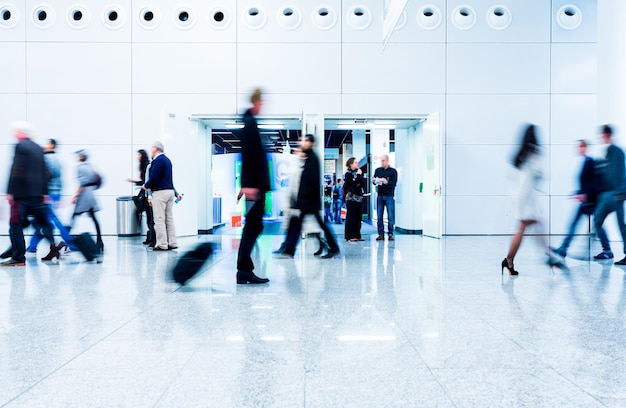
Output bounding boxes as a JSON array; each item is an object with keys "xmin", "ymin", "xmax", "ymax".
[
  {"xmin": 41, "ymin": 244, "xmax": 60, "ymax": 261},
  {"xmin": 314, "ymin": 239, "xmax": 329, "ymax": 256},
  {"xmin": 501, "ymin": 258, "xmax": 519, "ymax": 275}
]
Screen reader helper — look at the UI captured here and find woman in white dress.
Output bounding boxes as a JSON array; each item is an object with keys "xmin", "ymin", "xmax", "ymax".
[{"xmin": 502, "ymin": 125, "xmax": 556, "ymax": 275}]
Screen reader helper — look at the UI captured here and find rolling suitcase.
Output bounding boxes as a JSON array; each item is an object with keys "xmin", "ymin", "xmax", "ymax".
[
  {"xmin": 73, "ymin": 233, "xmax": 100, "ymax": 262},
  {"xmin": 171, "ymin": 243, "xmax": 213, "ymax": 285}
]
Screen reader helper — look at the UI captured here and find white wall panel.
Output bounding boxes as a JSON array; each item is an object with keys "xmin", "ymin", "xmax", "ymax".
[
  {"xmin": 549, "ymin": 196, "xmax": 588, "ymax": 236},
  {"xmin": 26, "ymin": 0, "xmax": 131, "ymax": 42},
  {"xmin": 342, "ymin": 93, "xmax": 444, "ymax": 115},
  {"xmin": 549, "ymin": 144, "xmax": 583, "ymax": 196},
  {"xmin": 550, "ymin": 94, "xmax": 597, "ymax": 145},
  {"xmin": 132, "ymin": 43, "xmax": 235, "ymax": 94},
  {"xmin": 343, "ymin": 43, "xmax": 445, "ymax": 94},
  {"xmin": 341, "ymin": 0, "xmax": 382, "ymax": 43},
  {"xmin": 28, "ymin": 94, "xmax": 131, "ymax": 145},
  {"xmin": 237, "ymin": 93, "xmax": 341, "ymax": 115},
  {"xmin": 237, "ymin": 43, "xmax": 341, "ymax": 94},
  {"xmin": 133, "ymin": 94, "xmax": 237, "ymax": 146},
  {"xmin": 446, "ymin": 195, "xmax": 550, "ymax": 235},
  {"xmin": 447, "ymin": 44, "xmax": 550, "ymax": 94},
  {"xmin": 236, "ymin": 0, "xmax": 340, "ymax": 43},
  {"xmin": 389, "ymin": 0, "xmax": 446, "ymax": 43},
  {"xmin": 551, "ymin": 44, "xmax": 597, "ymax": 94},
  {"xmin": 552, "ymin": 0, "xmax": 597, "ymax": 43},
  {"xmin": 0, "ymin": 0, "xmax": 26, "ymax": 41},
  {"xmin": 446, "ymin": 145, "xmax": 517, "ymax": 196},
  {"xmin": 0, "ymin": 43, "xmax": 25, "ymax": 93},
  {"xmin": 0, "ymin": 94, "xmax": 26, "ymax": 136},
  {"xmin": 446, "ymin": 0, "xmax": 550, "ymax": 43},
  {"xmin": 27, "ymin": 43, "xmax": 131, "ymax": 94},
  {"xmin": 131, "ymin": 0, "xmax": 235, "ymax": 43},
  {"xmin": 447, "ymin": 95, "xmax": 550, "ymax": 145}
]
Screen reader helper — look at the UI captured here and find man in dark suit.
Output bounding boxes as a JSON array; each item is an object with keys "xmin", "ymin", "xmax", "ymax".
[
  {"xmin": 1, "ymin": 122, "xmax": 58, "ymax": 266},
  {"xmin": 552, "ymin": 139, "xmax": 597, "ymax": 258},
  {"xmin": 236, "ymin": 89, "xmax": 271, "ymax": 284},
  {"xmin": 280, "ymin": 134, "xmax": 340, "ymax": 259}
]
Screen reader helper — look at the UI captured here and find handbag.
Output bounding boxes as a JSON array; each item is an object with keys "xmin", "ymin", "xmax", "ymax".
[
  {"xmin": 345, "ymin": 192, "xmax": 363, "ymax": 202},
  {"xmin": 132, "ymin": 189, "xmax": 146, "ymax": 210}
]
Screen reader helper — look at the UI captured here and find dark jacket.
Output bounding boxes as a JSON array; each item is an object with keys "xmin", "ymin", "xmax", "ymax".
[
  {"xmin": 7, "ymin": 138, "xmax": 49, "ymax": 199},
  {"xmin": 295, "ymin": 149, "xmax": 322, "ymax": 212},
  {"xmin": 595, "ymin": 144, "xmax": 626, "ymax": 194},
  {"xmin": 344, "ymin": 169, "xmax": 365, "ymax": 200},
  {"xmin": 240, "ymin": 108, "xmax": 271, "ymax": 192},
  {"xmin": 578, "ymin": 156, "xmax": 596, "ymax": 199},
  {"xmin": 373, "ymin": 166, "xmax": 398, "ymax": 196},
  {"xmin": 144, "ymin": 154, "xmax": 174, "ymax": 191}
]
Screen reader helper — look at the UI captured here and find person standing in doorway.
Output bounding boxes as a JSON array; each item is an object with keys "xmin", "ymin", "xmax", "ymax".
[
  {"xmin": 333, "ymin": 178, "xmax": 344, "ymax": 224},
  {"xmin": 344, "ymin": 157, "xmax": 365, "ymax": 242},
  {"xmin": 373, "ymin": 154, "xmax": 398, "ymax": 241},
  {"xmin": 236, "ymin": 88, "xmax": 271, "ymax": 284},
  {"xmin": 143, "ymin": 142, "xmax": 181, "ymax": 251}
]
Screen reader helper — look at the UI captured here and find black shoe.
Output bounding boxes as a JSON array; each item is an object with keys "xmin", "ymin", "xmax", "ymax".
[
  {"xmin": 615, "ymin": 257, "xmax": 626, "ymax": 266},
  {"xmin": 321, "ymin": 251, "xmax": 339, "ymax": 259},
  {"xmin": 0, "ymin": 247, "xmax": 12, "ymax": 259},
  {"xmin": 142, "ymin": 240, "xmax": 150, "ymax": 245},
  {"xmin": 314, "ymin": 240, "xmax": 329, "ymax": 256},
  {"xmin": 272, "ymin": 243, "xmax": 286, "ymax": 255},
  {"xmin": 236, "ymin": 270, "xmax": 269, "ymax": 284}
]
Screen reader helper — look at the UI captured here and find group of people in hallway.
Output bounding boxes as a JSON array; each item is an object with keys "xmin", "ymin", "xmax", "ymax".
[
  {"xmin": 237, "ymin": 89, "xmax": 397, "ymax": 285},
  {"xmin": 503, "ymin": 124, "xmax": 626, "ymax": 275},
  {"xmin": 0, "ymin": 120, "xmax": 182, "ymax": 267},
  {"xmin": 0, "ymin": 123, "xmax": 103, "ymax": 266}
]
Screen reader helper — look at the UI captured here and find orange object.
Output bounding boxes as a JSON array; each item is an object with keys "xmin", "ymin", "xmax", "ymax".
[{"xmin": 231, "ymin": 212, "xmax": 242, "ymax": 227}]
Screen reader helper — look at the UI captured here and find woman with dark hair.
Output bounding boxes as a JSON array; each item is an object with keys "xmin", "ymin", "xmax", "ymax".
[
  {"xmin": 129, "ymin": 149, "xmax": 153, "ymax": 245},
  {"xmin": 502, "ymin": 125, "xmax": 558, "ymax": 275},
  {"xmin": 344, "ymin": 157, "xmax": 365, "ymax": 242}
]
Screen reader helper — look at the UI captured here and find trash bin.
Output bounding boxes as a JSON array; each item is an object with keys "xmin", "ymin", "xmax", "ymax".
[{"xmin": 116, "ymin": 196, "xmax": 140, "ymax": 237}]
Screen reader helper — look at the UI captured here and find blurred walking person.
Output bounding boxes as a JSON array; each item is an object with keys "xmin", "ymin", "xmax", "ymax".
[
  {"xmin": 502, "ymin": 124, "xmax": 560, "ymax": 275},
  {"xmin": 236, "ymin": 88, "xmax": 271, "ymax": 284},
  {"xmin": 1, "ymin": 122, "xmax": 59, "ymax": 267},
  {"xmin": 70, "ymin": 149, "xmax": 103, "ymax": 252},
  {"xmin": 278, "ymin": 134, "xmax": 340, "ymax": 259},
  {"xmin": 27, "ymin": 138, "xmax": 63, "ymax": 252},
  {"xmin": 551, "ymin": 140, "xmax": 597, "ymax": 258},
  {"xmin": 590, "ymin": 125, "xmax": 626, "ymax": 263}
]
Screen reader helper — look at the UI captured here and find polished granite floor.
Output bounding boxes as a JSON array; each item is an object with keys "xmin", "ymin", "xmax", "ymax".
[{"xmin": 1, "ymin": 226, "xmax": 625, "ymax": 407}]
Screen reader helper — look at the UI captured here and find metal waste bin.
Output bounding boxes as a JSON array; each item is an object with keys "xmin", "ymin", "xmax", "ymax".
[{"xmin": 116, "ymin": 196, "xmax": 140, "ymax": 237}]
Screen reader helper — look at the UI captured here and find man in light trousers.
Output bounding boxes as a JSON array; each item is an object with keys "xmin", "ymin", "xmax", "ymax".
[{"xmin": 143, "ymin": 141, "xmax": 181, "ymax": 251}]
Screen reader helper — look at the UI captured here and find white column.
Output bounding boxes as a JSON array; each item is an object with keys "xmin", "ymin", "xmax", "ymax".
[{"xmin": 597, "ymin": 1, "xmax": 626, "ymax": 133}]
